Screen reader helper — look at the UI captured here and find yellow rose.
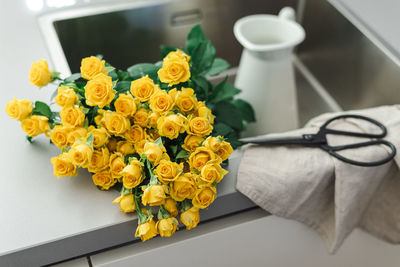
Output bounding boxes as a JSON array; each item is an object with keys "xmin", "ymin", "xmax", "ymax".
[
  {"xmin": 135, "ymin": 219, "xmax": 158, "ymax": 241},
  {"xmin": 156, "ymin": 217, "xmax": 179, "ymax": 237},
  {"xmin": 133, "ymin": 108, "xmax": 149, "ymax": 128},
  {"xmin": 21, "ymin": 115, "xmax": 49, "ymax": 137},
  {"xmin": 107, "ymin": 137, "xmax": 118, "ymax": 152},
  {"xmin": 189, "ymin": 147, "xmax": 218, "ymax": 171},
  {"xmin": 122, "ymin": 158, "xmax": 144, "ymax": 189},
  {"xmin": 196, "ymin": 102, "xmax": 215, "ymax": 124},
  {"xmin": 101, "ymin": 111, "xmax": 130, "ymax": 135},
  {"xmin": 192, "ymin": 185, "xmax": 216, "ymax": 209},
  {"xmin": 67, "ymin": 127, "xmax": 87, "ymax": 145},
  {"xmin": 114, "ymin": 93, "xmax": 137, "ymax": 116},
  {"xmin": 88, "ymin": 147, "xmax": 110, "ymax": 173},
  {"xmin": 5, "ymin": 98, "xmax": 32, "ymax": 121},
  {"xmin": 148, "ymin": 112, "xmax": 160, "ymax": 128},
  {"xmin": 125, "ymin": 125, "xmax": 145, "ymax": 143},
  {"xmin": 92, "ymin": 170, "xmax": 117, "ymax": 190},
  {"xmin": 50, "ymin": 125, "xmax": 72, "ymax": 149},
  {"xmin": 158, "ymin": 50, "xmax": 190, "ymax": 86},
  {"xmin": 68, "ymin": 142, "xmax": 93, "ymax": 168},
  {"xmin": 142, "ymin": 184, "xmax": 166, "ymax": 206},
  {"xmin": 164, "ymin": 197, "xmax": 178, "ymax": 217},
  {"xmin": 80, "ymin": 56, "xmax": 107, "ymax": 80},
  {"xmin": 50, "ymin": 153, "xmax": 78, "ymax": 178},
  {"xmin": 60, "ymin": 105, "xmax": 85, "ymax": 128},
  {"xmin": 180, "ymin": 206, "xmax": 200, "ymax": 230},
  {"xmin": 109, "ymin": 152, "xmax": 126, "ymax": 179},
  {"xmin": 116, "ymin": 141, "xmax": 135, "ymax": 156},
  {"xmin": 175, "ymin": 88, "xmax": 197, "ymax": 113},
  {"xmin": 149, "ymin": 89, "xmax": 174, "ymax": 114},
  {"xmin": 88, "ymin": 126, "xmax": 109, "ymax": 148},
  {"xmin": 216, "ymin": 141, "xmax": 234, "ymax": 161},
  {"xmin": 85, "ymin": 73, "xmax": 115, "ymax": 108},
  {"xmin": 154, "ymin": 159, "xmax": 182, "ymax": 184},
  {"xmin": 202, "ymin": 136, "xmax": 222, "ymax": 152},
  {"xmin": 169, "ymin": 173, "xmax": 197, "ymax": 201},
  {"xmin": 134, "ymin": 139, "xmax": 147, "ymax": 156},
  {"xmin": 199, "ymin": 161, "xmax": 228, "ymax": 184},
  {"xmin": 55, "ymin": 85, "xmax": 78, "ymax": 107},
  {"xmin": 187, "ymin": 116, "xmax": 213, "ymax": 136},
  {"xmin": 143, "ymin": 142, "xmax": 165, "ymax": 165},
  {"xmin": 130, "ymin": 75, "xmax": 157, "ymax": 102},
  {"xmin": 29, "ymin": 59, "xmax": 51, "ymax": 87},
  {"xmin": 182, "ymin": 135, "xmax": 204, "ymax": 152},
  {"xmin": 157, "ymin": 114, "xmax": 187, "ymax": 140},
  {"xmin": 112, "ymin": 194, "xmax": 136, "ymax": 213}
]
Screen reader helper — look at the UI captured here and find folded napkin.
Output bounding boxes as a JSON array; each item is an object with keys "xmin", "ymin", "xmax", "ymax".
[{"xmin": 236, "ymin": 105, "xmax": 400, "ymax": 253}]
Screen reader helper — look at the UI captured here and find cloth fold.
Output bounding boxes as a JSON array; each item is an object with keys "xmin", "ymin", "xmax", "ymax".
[{"xmin": 236, "ymin": 105, "xmax": 400, "ymax": 253}]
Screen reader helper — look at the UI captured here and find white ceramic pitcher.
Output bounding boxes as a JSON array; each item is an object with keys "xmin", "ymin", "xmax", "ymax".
[{"xmin": 234, "ymin": 7, "xmax": 305, "ymax": 136}]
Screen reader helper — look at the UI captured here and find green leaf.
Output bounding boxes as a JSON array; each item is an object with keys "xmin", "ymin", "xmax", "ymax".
[
  {"xmin": 191, "ymin": 40, "xmax": 216, "ymax": 75},
  {"xmin": 112, "ymin": 80, "xmax": 118, "ymax": 89},
  {"xmin": 33, "ymin": 101, "xmax": 53, "ymax": 119},
  {"xmin": 213, "ymin": 122, "xmax": 234, "ymax": 136},
  {"xmin": 117, "ymin": 70, "xmax": 130, "ymax": 81},
  {"xmin": 81, "ymin": 107, "xmax": 90, "ymax": 114},
  {"xmin": 160, "ymin": 45, "xmax": 176, "ymax": 59},
  {"xmin": 64, "ymin": 73, "xmax": 81, "ymax": 82},
  {"xmin": 26, "ymin": 136, "xmax": 33, "ymax": 143},
  {"xmin": 210, "ymin": 77, "xmax": 241, "ymax": 103},
  {"xmin": 86, "ymin": 133, "xmax": 94, "ymax": 148},
  {"xmin": 176, "ymin": 150, "xmax": 189, "ymax": 160},
  {"xmin": 114, "ymin": 81, "xmax": 131, "ymax": 93},
  {"xmin": 96, "ymin": 54, "xmax": 103, "ymax": 60},
  {"xmin": 51, "ymin": 71, "xmax": 61, "ymax": 81},
  {"xmin": 193, "ymin": 76, "xmax": 210, "ymax": 99},
  {"xmin": 206, "ymin": 58, "xmax": 230, "ymax": 76},
  {"xmin": 186, "ymin": 25, "xmax": 206, "ymax": 55},
  {"xmin": 105, "ymin": 66, "xmax": 115, "ymax": 73},
  {"xmin": 127, "ymin": 63, "xmax": 159, "ymax": 80},
  {"xmin": 214, "ymin": 101, "xmax": 243, "ymax": 131},
  {"xmin": 170, "ymin": 145, "xmax": 178, "ymax": 155},
  {"xmin": 108, "ymin": 70, "xmax": 118, "ymax": 81},
  {"xmin": 232, "ymin": 99, "xmax": 256, "ymax": 122},
  {"xmin": 154, "ymin": 137, "xmax": 163, "ymax": 146}
]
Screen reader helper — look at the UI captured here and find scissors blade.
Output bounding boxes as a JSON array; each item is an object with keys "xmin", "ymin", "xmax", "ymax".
[{"xmin": 240, "ymin": 134, "xmax": 309, "ymax": 145}]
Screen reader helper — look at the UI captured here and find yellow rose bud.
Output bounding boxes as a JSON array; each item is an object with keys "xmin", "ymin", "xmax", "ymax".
[
  {"xmin": 107, "ymin": 137, "xmax": 118, "ymax": 152},
  {"xmin": 167, "ymin": 50, "xmax": 191, "ymax": 62},
  {"xmin": 67, "ymin": 126, "xmax": 87, "ymax": 145},
  {"xmin": 187, "ymin": 115, "xmax": 213, "ymax": 136},
  {"xmin": 180, "ymin": 206, "xmax": 200, "ymax": 230},
  {"xmin": 135, "ymin": 219, "xmax": 158, "ymax": 242},
  {"xmin": 109, "ymin": 152, "xmax": 126, "ymax": 179},
  {"xmin": 5, "ymin": 98, "xmax": 32, "ymax": 121},
  {"xmin": 147, "ymin": 112, "xmax": 160, "ymax": 128},
  {"xmin": 116, "ymin": 141, "xmax": 135, "ymax": 156},
  {"xmin": 202, "ymin": 136, "xmax": 222, "ymax": 152},
  {"xmin": 125, "ymin": 125, "xmax": 145, "ymax": 143},
  {"xmin": 199, "ymin": 161, "xmax": 228, "ymax": 184},
  {"xmin": 92, "ymin": 170, "xmax": 117, "ymax": 190},
  {"xmin": 195, "ymin": 102, "xmax": 215, "ymax": 124},
  {"xmin": 29, "ymin": 59, "xmax": 51, "ymax": 87},
  {"xmin": 80, "ymin": 56, "xmax": 107, "ymax": 80},
  {"xmin": 164, "ymin": 197, "xmax": 178, "ymax": 217},
  {"xmin": 143, "ymin": 142, "xmax": 165, "ymax": 165},
  {"xmin": 112, "ymin": 194, "xmax": 136, "ymax": 213},
  {"xmin": 21, "ymin": 115, "xmax": 49, "ymax": 137},
  {"xmin": 142, "ymin": 184, "xmax": 166, "ymax": 206},
  {"xmin": 55, "ymin": 85, "xmax": 78, "ymax": 107},
  {"xmin": 189, "ymin": 147, "xmax": 218, "ymax": 171},
  {"xmin": 88, "ymin": 147, "xmax": 110, "ymax": 173},
  {"xmin": 50, "ymin": 125, "xmax": 72, "ymax": 149},
  {"xmin": 192, "ymin": 185, "xmax": 216, "ymax": 209},
  {"xmin": 156, "ymin": 217, "xmax": 178, "ymax": 237},
  {"xmin": 175, "ymin": 88, "xmax": 197, "ymax": 113},
  {"xmin": 101, "ymin": 111, "xmax": 130, "ymax": 135},
  {"xmin": 85, "ymin": 73, "xmax": 115, "ymax": 108},
  {"xmin": 133, "ymin": 108, "xmax": 149, "ymax": 128},
  {"xmin": 157, "ymin": 114, "xmax": 187, "ymax": 140},
  {"xmin": 122, "ymin": 159, "xmax": 144, "ymax": 189},
  {"xmin": 114, "ymin": 93, "xmax": 137, "ymax": 116},
  {"xmin": 60, "ymin": 105, "xmax": 85, "ymax": 128},
  {"xmin": 216, "ymin": 141, "xmax": 234, "ymax": 161},
  {"xmin": 149, "ymin": 89, "xmax": 174, "ymax": 114},
  {"xmin": 50, "ymin": 153, "xmax": 78, "ymax": 178},
  {"xmin": 154, "ymin": 159, "xmax": 182, "ymax": 184},
  {"xmin": 68, "ymin": 142, "xmax": 93, "ymax": 168},
  {"xmin": 182, "ymin": 135, "xmax": 204, "ymax": 152},
  {"xmin": 88, "ymin": 126, "xmax": 109, "ymax": 148},
  {"xmin": 158, "ymin": 50, "xmax": 190, "ymax": 86},
  {"xmin": 130, "ymin": 75, "xmax": 157, "ymax": 102},
  {"xmin": 169, "ymin": 173, "xmax": 197, "ymax": 201}
]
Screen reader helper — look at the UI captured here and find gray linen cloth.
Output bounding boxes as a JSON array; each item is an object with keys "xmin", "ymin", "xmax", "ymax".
[{"xmin": 236, "ymin": 105, "xmax": 400, "ymax": 253}]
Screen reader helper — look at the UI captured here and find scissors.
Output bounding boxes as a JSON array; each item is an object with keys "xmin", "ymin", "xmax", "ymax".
[{"xmin": 241, "ymin": 114, "xmax": 397, "ymax": 167}]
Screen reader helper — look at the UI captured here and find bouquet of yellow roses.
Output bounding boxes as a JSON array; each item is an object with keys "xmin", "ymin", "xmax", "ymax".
[{"xmin": 5, "ymin": 25, "xmax": 255, "ymax": 241}]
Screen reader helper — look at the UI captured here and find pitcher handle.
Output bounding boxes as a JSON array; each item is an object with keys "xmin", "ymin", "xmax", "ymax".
[{"xmin": 279, "ymin": 7, "xmax": 296, "ymax": 21}]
